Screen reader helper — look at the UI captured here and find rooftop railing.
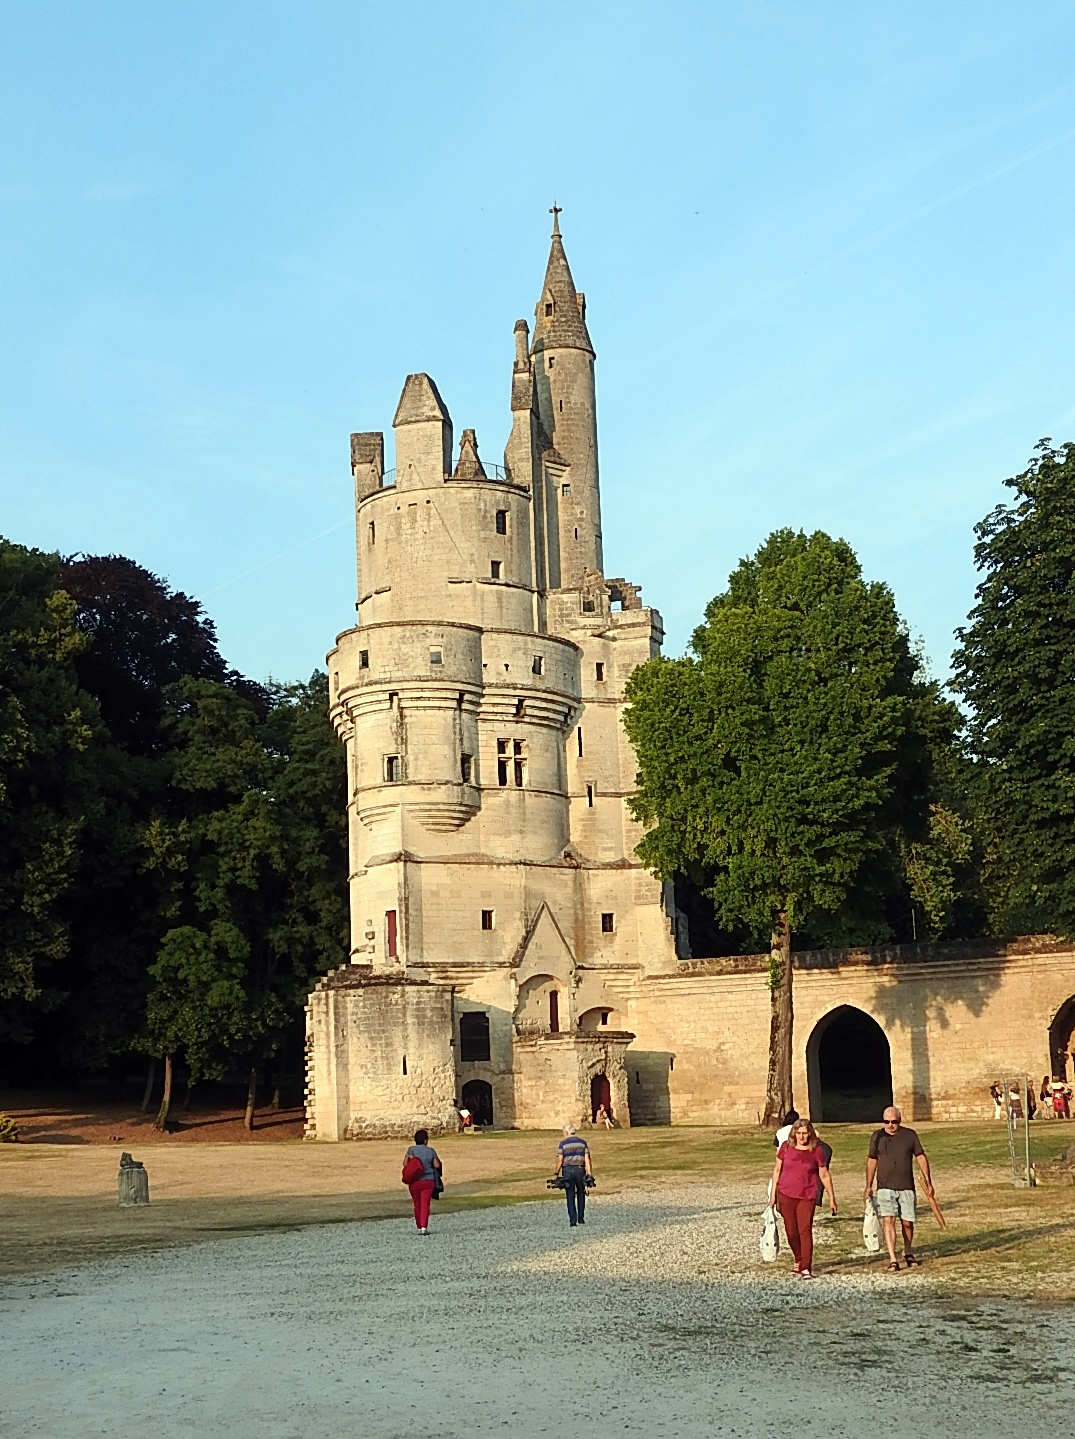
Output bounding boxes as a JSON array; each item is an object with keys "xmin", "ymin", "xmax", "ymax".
[{"xmin": 374, "ymin": 464, "xmax": 509, "ymax": 490}]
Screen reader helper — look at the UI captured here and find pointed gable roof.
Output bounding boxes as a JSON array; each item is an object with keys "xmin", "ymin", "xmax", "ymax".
[
  {"xmin": 533, "ymin": 215, "xmax": 594, "ymax": 356},
  {"xmin": 513, "ymin": 901, "xmax": 577, "ymax": 986},
  {"xmin": 393, "ymin": 372, "xmax": 451, "ymax": 427}
]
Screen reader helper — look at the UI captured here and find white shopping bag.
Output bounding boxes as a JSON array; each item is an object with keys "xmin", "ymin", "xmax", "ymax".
[
  {"xmin": 862, "ymin": 1197, "xmax": 881, "ymax": 1253},
  {"xmin": 760, "ymin": 1204, "xmax": 780, "ymax": 1262}
]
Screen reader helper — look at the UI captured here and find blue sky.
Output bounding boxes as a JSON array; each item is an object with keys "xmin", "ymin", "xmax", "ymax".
[{"xmin": 2, "ymin": 2, "xmax": 1074, "ymax": 683}]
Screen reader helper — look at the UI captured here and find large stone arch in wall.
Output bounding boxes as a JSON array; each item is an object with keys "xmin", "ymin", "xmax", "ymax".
[
  {"xmin": 806, "ymin": 1005, "xmax": 893, "ymax": 1122},
  {"xmin": 1049, "ymin": 995, "xmax": 1075, "ymax": 1079}
]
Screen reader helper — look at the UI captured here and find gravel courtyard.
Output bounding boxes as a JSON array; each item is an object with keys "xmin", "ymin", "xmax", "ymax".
[{"xmin": 7, "ymin": 1181, "xmax": 1073, "ymax": 1437}]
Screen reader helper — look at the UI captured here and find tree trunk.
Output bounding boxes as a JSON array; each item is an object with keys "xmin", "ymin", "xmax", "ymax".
[
  {"xmin": 155, "ymin": 1052, "xmax": 174, "ymax": 1131},
  {"xmin": 269, "ymin": 1083, "xmax": 281, "ymax": 1112},
  {"xmin": 762, "ymin": 911, "xmax": 794, "ymax": 1126},
  {"xmin": 244, "ymin": 1065, "xmax": 257, "ymax": 1132},
  {"xmin": 140, "ymin": 1057, "xmax": 156, "ymax": 1114}
]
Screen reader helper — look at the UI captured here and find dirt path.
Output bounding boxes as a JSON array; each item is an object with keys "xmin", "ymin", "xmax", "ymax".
[{"xmin": 4, "ymin": 1182, "xmax": 1073, "ymax": 1438}]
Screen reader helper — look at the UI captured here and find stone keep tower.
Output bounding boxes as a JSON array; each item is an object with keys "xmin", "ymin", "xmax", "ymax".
[{"xmin": 305, "ymin": 216, "xmax": 685, "ymax": 1140}]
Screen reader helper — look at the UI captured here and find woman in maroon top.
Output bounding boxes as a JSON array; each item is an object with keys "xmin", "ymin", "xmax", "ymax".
[{"xmin": 769, "ymin": 1118, "xmax": 837, "ymax": 1278}]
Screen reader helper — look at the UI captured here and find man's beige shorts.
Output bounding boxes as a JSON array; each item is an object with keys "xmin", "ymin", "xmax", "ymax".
[{"xmin": 876, "ymin": 1187, "xmax": 916, "ymax": 1221}]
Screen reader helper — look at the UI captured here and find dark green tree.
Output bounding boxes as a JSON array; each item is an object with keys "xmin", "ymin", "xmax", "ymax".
[
  {"xmin": 624, "ymin": 529, "xmax": 944, "ymax": 1122},
  {"xmin": 0, "ymin": 539, "xmax": 99, "ymax": 1042},
  {"xmin": 145, "ymin": 673, "xmax": 346, "ymax": 1128},
  {"xmin": 953, "ymin": 439, "xmax": 1075, "ymax": 936},
  {"xmin": 45, "ymin": 557, "xmax": 264, "ymax": 1077}
]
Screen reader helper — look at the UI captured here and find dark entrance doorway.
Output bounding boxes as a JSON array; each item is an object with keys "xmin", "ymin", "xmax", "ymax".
[
  {"xmin": 590, "ymin": 1073, "xmax": 612, "ymax": 1122},
  {"xmin": 1049, "ymin": 995, "xmax": 1075, "ymax": 1079},
  {"xmin": 808, "ymin": 1007, "xmax": 893, "ymax": 1122},
  {"xmin": 461, "ymin": 1079, "xmax": 493, "ymax": 1127}
]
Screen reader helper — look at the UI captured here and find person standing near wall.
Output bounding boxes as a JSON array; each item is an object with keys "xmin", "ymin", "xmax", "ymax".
[
  {"xmin": 863, "ymin": 1106, "xmax": 934, "ymax": 1271},
  {"xmin": 769, "ymin": 1118, "xmax": 837, "ymax": 1278},
  {"xmin": 555, "ymin": 1124, "xmax": 593, "ymax": 1227},
  {"xmin": 403, "ymin": 1128, "xmax": 442, "ymax": 1236}
]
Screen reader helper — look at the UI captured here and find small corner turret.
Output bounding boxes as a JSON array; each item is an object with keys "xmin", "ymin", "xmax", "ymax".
[{"xmin": 393, "ymin": 372, "xmax": 453, "ymax": 487}]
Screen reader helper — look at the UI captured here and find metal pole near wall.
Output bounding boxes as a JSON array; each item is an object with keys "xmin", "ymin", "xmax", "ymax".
[
  {"xmin": 1003, "ymin": 1078, "xmax": 1024, "ymax": 1188},
  {"xmin": 1024, "ymin": 1075, "xmax": 1035, "ymax": 1187}
]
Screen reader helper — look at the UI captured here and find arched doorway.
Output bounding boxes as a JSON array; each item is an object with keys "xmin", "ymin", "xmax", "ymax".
[
  {"xmin": 1049, "ymin": 996, "xmax": 1075, "ymax": 1079},
  {"xmin": 807, "ymin": 1007, "xmax": 893, "ymax": 1122},
  {"xmin": 590, "ymin": 1073, "xmax": 612, "ymax": 1122},
  {"xmin": 461, "ymin": 1079, "xmax": 493, "ymax": 1127}
]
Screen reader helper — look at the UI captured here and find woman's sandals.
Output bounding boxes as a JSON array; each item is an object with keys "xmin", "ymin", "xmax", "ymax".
[
  {"xmin": 905, "ymin": 1253, "xmax": 921, "ymax": 1268},
  {"xmin": 887, "ymin": 1260, "xmax": 901, "ymax": 1272}
]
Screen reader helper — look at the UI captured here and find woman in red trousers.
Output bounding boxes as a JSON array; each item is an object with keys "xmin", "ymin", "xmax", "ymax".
[
  {"xmin": 403, "ymin": 1128, "xmax": 442, "ymax": 1235},
  {"xmin": 769, "ymin": 1117, "xmax": 837, "ymax": 1278}
]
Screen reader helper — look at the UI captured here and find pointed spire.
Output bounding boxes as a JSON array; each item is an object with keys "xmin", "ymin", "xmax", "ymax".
[
  {"xmin": 452, "ymin": 428, "xmax": 486, "ymax": 479},
  {"xmin": 533, "ymin": 209, "xmax": 593, "ymax": 356}
]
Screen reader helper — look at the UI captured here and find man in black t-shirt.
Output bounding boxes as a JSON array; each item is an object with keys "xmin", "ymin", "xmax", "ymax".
[{"xmin": 863, "ymin": 1106, "xmax": 934, "ymax": 1271}]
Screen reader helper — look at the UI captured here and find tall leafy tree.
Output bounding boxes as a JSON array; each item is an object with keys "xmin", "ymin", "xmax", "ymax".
[
  {"xmin": 0, "ymin": 539, "xmax": 100, "ymax": 1042},
  {"xmin": 43, "ymin": 556, "xmax": 263, "ymax": 1075},
  {"xmin": 953, "ymin": 439, "xmax": 1075, "ymax": 935},
  {"xmin": 624, "ymin": 529, "xmax": 942, "ymax": 1122},
  {"xmin": 145, "ymin": 673, "xmax": 346, "ymax": 1127}
]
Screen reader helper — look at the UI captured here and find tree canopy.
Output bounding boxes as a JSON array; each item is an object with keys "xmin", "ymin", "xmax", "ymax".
[
  {"xmin": 953, "ymin": 439, "xmax": 1075, "ymax": 936},
  {"xmin": 624, "ymin": 528, "xmax": 951, "ymax": 948},
  {"xmin": 0, "ymin": 538, "xmax": 347, "ymax": 1122}
]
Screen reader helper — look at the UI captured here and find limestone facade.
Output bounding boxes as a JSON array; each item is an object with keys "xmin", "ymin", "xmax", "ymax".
[{"xmin": 304, "ymin": 220, "xmax": 1075, "ymax": 1139}]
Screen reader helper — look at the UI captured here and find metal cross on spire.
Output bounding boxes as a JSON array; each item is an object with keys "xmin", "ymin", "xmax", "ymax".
[{"xmin": 550, "ymin": 203, "xmax": 562, "ymax": 237}]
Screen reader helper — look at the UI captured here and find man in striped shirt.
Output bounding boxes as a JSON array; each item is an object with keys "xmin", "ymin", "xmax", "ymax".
[{"xmin": 555, "ymin": 1124, "xmax": 593, "ymax": 1227}]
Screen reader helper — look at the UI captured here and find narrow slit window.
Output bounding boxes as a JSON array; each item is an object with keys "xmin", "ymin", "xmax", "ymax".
[
  {"xmin": 574, "ymin": 527, "xmax": 578, "ymax": 540},
  {"xmin": 545, "ymin": 301, "xmax": 553, "ymax": 317},
  {"xmin": 549, "ymin": 990, "xmax": 559, "ymax": 1031},
  {"xmin": 601, "ymin": 912, "xmax": 614, "ymax": 933},
  {"xmin": 490, "ymin": 560, "xmax": 502, "ymax": 579},
  {"xmin": 384, "ymin": 755, "xmax": 401, "ymax": 782},
  {"xmin": 586, "ymin": 784, "xmax": 594, "ymax": 807},
  {"xmin": 481, "ymin": 909, "xmax": 494, "ymax": 931},
  {"xmin": 495, "ymin": 509, "xmax": 508, "ymax": 535},
  {"xmin": 461, "ymin": 753, "xmax": 473, "ymax": 783},
  {"xmin": 359, "ymin": 649, "xmax": 369, "ymax": 669},
  {"xmin": 402, "ymin": 1054, "xmax": 407, "ymax": 1075},
  {"xmin": 601, "ymin": 1011, "xmax": 610, "ymax": 1027},
  {"xmin": 532, "ymin": 655, "xmax": 543, "ymax": 676},
  {"xmin": 386, "ymin": 910, "xmax": 397, "ymax": 957},
  {"xmin": 558, "ymin": 399, "xmax": 563, "ymax": 413},
  {"xmin": 577, "ymin": 727, "xmax": 583, "ymax": 757},
  {"xmin": 497, "ymin": 738, "xmax": 509, "ymax": 787},
  {"xmin": 513, "ymin": 739, "xmax": 526, "ymax": 787},
  {"xmin": 514, "ymin": 697, "xmax": 524, "ymax": 717},
  {"xmin": 548, "ymin": 355, "xmax": 555, "ymax": 368},
  {"xmin": 595, "ymin": 662, "xmax": 605, "ymax": 682},
  {"xmin": 368, "ymin": 521, "xmax": 375, "ymax": 544}
]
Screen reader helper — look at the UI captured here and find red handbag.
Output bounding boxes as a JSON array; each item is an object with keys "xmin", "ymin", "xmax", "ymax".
[{"xmin": 402, "ymin": 1155, "xmax": 425, "ymax": 1185}]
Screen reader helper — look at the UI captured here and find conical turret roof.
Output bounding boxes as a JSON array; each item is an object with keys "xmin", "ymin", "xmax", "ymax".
[{"xmin": 533, "ymin": 211, "xmax": 593, "ymax": 355}]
